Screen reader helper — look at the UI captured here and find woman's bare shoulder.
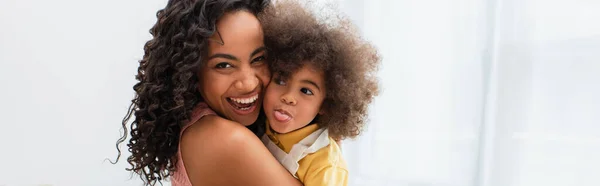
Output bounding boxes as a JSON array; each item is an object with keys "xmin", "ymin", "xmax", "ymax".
[
  {"xmin": 180, "ymin": 115, "xmax": 256, "ymax": 157},
  {"xmin": 179, "ymin": 115, "xmax": 302, "ymax": 186}
]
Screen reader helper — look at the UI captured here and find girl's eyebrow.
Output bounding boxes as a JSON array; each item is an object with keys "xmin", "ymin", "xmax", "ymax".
[{"xmin": 301, "ymin": 79, "xmax": 321, "ymax": 91}]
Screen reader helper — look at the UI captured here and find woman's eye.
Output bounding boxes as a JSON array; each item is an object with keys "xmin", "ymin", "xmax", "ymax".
[
  {"xmin": 252, "ymin": 56, "xmax": 266, "ymax": 64},
  {"xmin": 215, "ymin": 62, "xmax": 232, "ymax": 69},
  {"xmin": 301, "ymin": 88, "xmax": 313, "ymax": 95}
]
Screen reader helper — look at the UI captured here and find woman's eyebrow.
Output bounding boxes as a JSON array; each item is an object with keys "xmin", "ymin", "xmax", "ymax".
[
  {"xmin": 250, "ymin": 46, "xmax": 266, "ymax": 58},
  {"xmin": 208, "ymin": 53, "xmax": 238, "ymax": 61}
]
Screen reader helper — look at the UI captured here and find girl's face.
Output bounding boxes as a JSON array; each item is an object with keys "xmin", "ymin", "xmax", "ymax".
[
  {"xmin": 263, "ymin": 64, "xmax": 327, "ymax": 133},
  {"xmin": 198, "ymin": 11, "xmax": 270, "ymax": 126}
]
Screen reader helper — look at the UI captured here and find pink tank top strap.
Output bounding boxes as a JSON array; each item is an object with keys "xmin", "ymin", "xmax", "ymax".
[
  {"xmin": 171, "ymin": 102, "xmax": 216, "ymax": 186},
  {"xmin": 181, "ymin": 102, "xmax": 216, "ymax": 133}
]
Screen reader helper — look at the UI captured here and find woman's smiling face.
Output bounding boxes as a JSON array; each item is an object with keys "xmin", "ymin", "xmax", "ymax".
[{"xmin": 198, "ymin": 10, "xmax": 270, "ymax": 126}]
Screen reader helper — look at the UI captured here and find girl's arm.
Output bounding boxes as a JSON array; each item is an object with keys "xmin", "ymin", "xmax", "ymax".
[{"xmin": 180, "ymin": 115, "xmax": 302, "ymax": 186}]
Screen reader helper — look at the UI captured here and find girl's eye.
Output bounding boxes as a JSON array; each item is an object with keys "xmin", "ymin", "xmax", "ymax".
[
  {"xmin": 301, "ymin": 88, "xmax": 313, "ymax": 95},
  {"xmin": 275, "ymin": 78, "xmax": 286, "ymax": 85},
  {"xmin": 215, "ymin": 62, "xmax": 232, "ymax": 69}
]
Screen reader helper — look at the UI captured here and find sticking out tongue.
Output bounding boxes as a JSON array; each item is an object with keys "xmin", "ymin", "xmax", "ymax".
[{"xmin": 274, "ymin": 110, "xmax": 291, "ymax": 122}]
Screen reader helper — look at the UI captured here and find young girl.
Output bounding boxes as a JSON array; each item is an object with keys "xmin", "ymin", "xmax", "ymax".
[{"xmin": 258, "ymin": 1, "xmax": 380, "ymax": 185}]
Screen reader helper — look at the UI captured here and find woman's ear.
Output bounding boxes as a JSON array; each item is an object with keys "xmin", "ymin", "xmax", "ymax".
[{"xmin": 318, "ymin": 108, "xmax": 325, "ymax": 115}]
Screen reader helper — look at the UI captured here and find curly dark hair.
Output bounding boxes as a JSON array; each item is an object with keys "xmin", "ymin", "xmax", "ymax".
[
  {"xmin": 259, "ymin": 0, "xmax": 380, "ymax": 140},
  {"xmin": 112, "ymin": 0, "xmax": 270, "ymax": 185}
]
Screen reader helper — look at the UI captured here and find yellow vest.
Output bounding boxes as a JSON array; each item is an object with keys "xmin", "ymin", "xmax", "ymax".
[{"xmin": 263, "ymin": 123, "xmax": 348, "ymax": 186}]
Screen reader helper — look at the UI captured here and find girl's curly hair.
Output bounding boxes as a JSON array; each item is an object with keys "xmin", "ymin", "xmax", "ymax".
[
  {"xmin": 259, "ymin": 0, "xmax": 380, "ymax": 140},
  {"xmin": 113, "ymin": 0, "xmax": 269, "ymax": 185}
]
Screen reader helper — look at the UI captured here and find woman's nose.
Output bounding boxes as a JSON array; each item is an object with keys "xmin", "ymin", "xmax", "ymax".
[{"xmin": 234, "ymin": 68, "xmax": 260, "ymax": 92}]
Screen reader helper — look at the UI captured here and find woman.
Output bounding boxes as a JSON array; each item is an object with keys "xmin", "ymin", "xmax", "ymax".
[{"xmin": 114, "ymin": 0, "xmax": 301, "ymax": 185}]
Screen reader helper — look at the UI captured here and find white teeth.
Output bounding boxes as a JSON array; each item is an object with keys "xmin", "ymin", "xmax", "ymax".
[{"xmin": 230, "ymin": 94, "xmax": 259, "ymax": 104}]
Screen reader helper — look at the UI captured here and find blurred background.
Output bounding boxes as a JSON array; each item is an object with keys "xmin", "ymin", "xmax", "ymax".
[{"xmin": 1, "ymin": 0, "xmax": 599, "ymax": 185}]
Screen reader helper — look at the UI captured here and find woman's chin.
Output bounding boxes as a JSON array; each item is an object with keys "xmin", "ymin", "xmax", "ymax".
[
  {"xmin": 230, "ymin": 112, "xmax": 259, "ymax": 126},
  {"xmin": 225, "ymin": 100, "xmax": 261, "ymax": 126}
]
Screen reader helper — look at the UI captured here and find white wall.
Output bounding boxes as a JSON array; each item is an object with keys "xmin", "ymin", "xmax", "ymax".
[
  {"xmin": 337, "ymin": 0, "xmax": 600, "ymax": 186},
  {"xmin": 0, "ymin": 0, "xmax": 166, "ymax": 185}
]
